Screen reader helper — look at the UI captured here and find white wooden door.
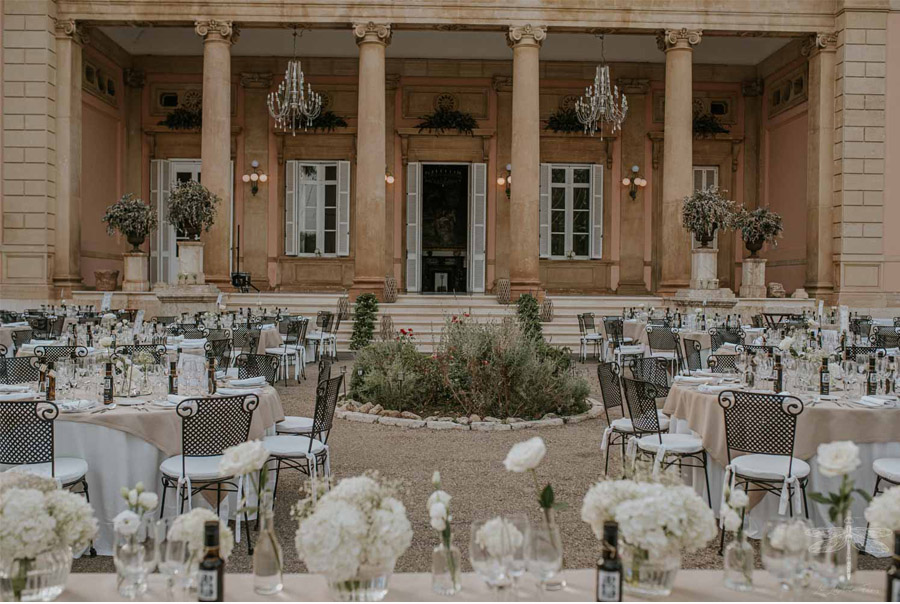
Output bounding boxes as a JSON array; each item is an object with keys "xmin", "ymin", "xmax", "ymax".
[
  {"xmin": 469, "ymin": 163, "xmax": 486, "ymax": 293},
  {"xmin": 405, "ymin": 162, "xmax": 422, "ymax": 292}
]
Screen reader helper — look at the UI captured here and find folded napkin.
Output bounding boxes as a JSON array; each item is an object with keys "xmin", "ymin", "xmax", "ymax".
[
  {"xmin": 180, "ymin": 338, "xmax": 207, "ymax": 348},
  {"xmin": 855, "ymin": 395, "xmax": 897, "ymax": 408},
  {"xmin": 151, "ymin": 399, "xmax": 179, "ymax": 408},
  {"xmin": 216, "ymin": 387, "xmax": 262, "ymax": 396},
  {"xmin": 2, "ymin": 321, "xmax": 29, "ymax": 327},
  {"xmin": 0, "ymin": 384, "xmax": 29, "ymax": 392},
  {"xmin": 719, "ymin": 342, "xmax": 738, "ymax": 351},
  {"xmin": 215, "ymin": 370, "xmax": 227, "ymax": 379},
  {"xmin": 260, "ymin": 324, "xmax": 276, "ymax": 330},
  {"xmin": 228, "ymin": 375, "xmax": 266, "ymax": 387},
  {"xmin": 697, "ymin": 384, "xmax": 732, "ymax": 394},
  {"xmin": 674, "ymin": 375, "xmax": 715, "ymax": 384},
  {"xmin": 57, "ymin": 399, "xmax": 97, "ymax": 413},
  {"xmin": 0, "ymin": 391, "xmax": 39, "ymax": 401},
  {"xmin": 28, "ymin": 339, "xmax": 58, "ymax": 346},
  {"xmin": 693, "ymin": 370, "xmax": 721, "ymax": 378}
]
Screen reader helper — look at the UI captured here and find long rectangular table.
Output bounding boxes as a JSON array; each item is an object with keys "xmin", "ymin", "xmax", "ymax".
[{"xmin": 57, "ymin": 569, "xmax": 887, "ymax": 601}]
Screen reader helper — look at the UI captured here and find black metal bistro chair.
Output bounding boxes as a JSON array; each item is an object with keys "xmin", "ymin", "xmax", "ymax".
[
  {"xmin": 33, "ymin": 345, "xmax": 88, "ymax": 364},
  {"xmin": 264, "ymin": 318, "xmax": 309, "ymax": 384},
  {"xmin": 709, "ymin": 326, "xmax": 744, "ymax": 351},
  {"xmin": 233, "ymin": 353, "xmax": 280, "ymax": 386},
  {"xmin": 707, "ymin": 354, "xmax": 740, "ymax": 374},
  {"xmin": 276, "ymin": 360, "xmax": 334, "ymax": 438},
  {"xmin": 577, "ymin": 313, "xmax": 604, "ymax": 363},
  {"xmin": 0, "ymin": 355, "xmax": 40, "ymax": 384},
  {"xmin": 682, "ymin": 338, "xmax": 703, "ymax": 374},
  {"xmin": 645, "ymin": 326, "xmax": 684, "ymax": 373}
]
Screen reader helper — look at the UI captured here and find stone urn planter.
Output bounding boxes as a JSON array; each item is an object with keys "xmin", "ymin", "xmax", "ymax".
[
  {"xmin": 94, "ymin": 269, "xmax": 119, "ymax": 291},
  {"xmin": 694, "ymin": 224, "xmax": 718, "ymax": 249},
  {"xmin": 126, "ymin": 233, "xmax": 146, "ymax": 253},
  {"xmin": 744, "ymin": 236, "xmax": 765, "ymax": 258}
]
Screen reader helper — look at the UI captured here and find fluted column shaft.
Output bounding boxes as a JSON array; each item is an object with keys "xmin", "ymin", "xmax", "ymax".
[
  {"xmin": 351, "ymin": 22, "xmax": 391, "ymax": 300},
  {"xmin": 659, "ymin": 28, "xmax": 701, "ymax": 292},
  {"xmin": 508, "ymin": 25, "xmax": 546, "ymax": 299},
  {"xmin": 196, "ymin": 20, "xmax": 236, "ymax": 286}
]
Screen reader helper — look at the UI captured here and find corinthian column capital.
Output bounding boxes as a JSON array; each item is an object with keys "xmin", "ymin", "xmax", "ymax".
[
  {"xmin": 656, "ymin": 28, "xmax": 702, "ymax": 52},
  {"xmin": 801, "ymin": 32, "xmax": 838, "ymax": 56},
  {"xmin": 353, "ymin": 22, "xmax": 392, "ymax": 46},
  {"xmin": 54, "ymin": 19, "xmax": 88, "ymax": 45},
  {"xmin": 195, "ymin": 19, "xmax": 239, "ymax": 44},
  {"xmin": 507, "ymin": 24, "xmax": 547, "ymax": 48}
]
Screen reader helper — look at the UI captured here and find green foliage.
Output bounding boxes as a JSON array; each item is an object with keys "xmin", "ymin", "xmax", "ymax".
[
  {"xmin": 158, "ymin": 107, "xmax": 202, "ymax": 130},
  {"xmin": 545, "ymin": 107, "xmax": 583, "ymax": 133},
  {"xmin": 416, "ymin": 107, "xmax": 478, "ymax": 135},
  {"xmin": 692, "ymin": 112, "xmax": 730, "ymax": 138},
  {"xmin": 350, "ymin": 294, "xmax": 378, "ymax": 351},
  {"xmin": 309, "ymin": 111, "xmax": 348, "ymax": 132},
  {"xmin": 681, "ymin": 186, "xmax": 737, "ymax": 245},
  {"xmin": 102, "ymin": 193, "xmax": 158, "ymax": 244},
  {"xmin": 349, "ymin": 316, "xmax": 589, "ymax": 420},
  {"xmin": 167, "ymin": 180, "xmax": 219, "ymax": 239},
  {"xmin": 516, "ymin": 294, "xmax": 543, "ymax": 340},
  {"xmin": 734, "ymin": 207, "xmax": 783, "ymax": 246}
]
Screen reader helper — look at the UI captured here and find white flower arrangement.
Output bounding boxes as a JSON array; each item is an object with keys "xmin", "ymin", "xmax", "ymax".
[
  {"xmin": 219, "ymin": 440, "xmax": 269, "ymax": 478},
  {"xmin": 721, "ymin": 486, "xmax": 749, "ymax": 535},
  {"xmin": 427, "ymin": 471, "xmax": 458, "ymax": 583},
  {"xmin": 113, "ymin": 510, "xmax": 142, "ymax": 536},
  {"xmin": 503, "ymin": 436, "xmax": 565, "ymax": 519},
  {"xmin": 864, "ymin": 484, "xmax": 900, "ymax": 532},
  {"xmin": 0, "ymin": 481, "xmax": 98, "ymax": 561},
  {"xmin": 810, "ymin": 441, "xmax": 869, "ymax": 526},
  {"xmin": 167, "ymin": 508, "xmax": 234, "ymax": 561},
  {"xmin": 475, "ymin": 516, "xmax": 524, "ymax": 558},
  {"xmin": 581, "ymin": 479, "xmax": 716, "ymax": 560},
  {"xmin": 777, "ymin": 336, "xmax": 795, "ymax": 353},
  {"xmin": 120, "ymin": 481, "xmax": 158, "ymax": 516},
  {"xmin": 293, "ymin": 474, "xmax": 413, "ymax": 583}
]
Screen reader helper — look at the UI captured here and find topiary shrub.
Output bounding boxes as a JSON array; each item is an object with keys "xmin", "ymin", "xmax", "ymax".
[
  {"xmin": 516, "ymin": 294, "xmax": 543, "ymax": 341},
  {"xmin": 350, "ymin": 293, "xmax": 378, "ymax": 350}
]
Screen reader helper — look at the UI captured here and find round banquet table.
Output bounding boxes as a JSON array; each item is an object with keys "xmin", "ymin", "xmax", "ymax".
[
  {"xmin": 2, "ymin": 386, "xmax": 285, "ymax": 555},
  {"xmin": 662, "ymin": 383, "xmax": 900, "ymax": 548},
  {"xmin": 602, "ymin": 320, "xmax": 764, "ymax": 351}
]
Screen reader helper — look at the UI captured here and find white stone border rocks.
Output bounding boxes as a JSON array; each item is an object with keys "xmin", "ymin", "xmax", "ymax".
[{"xmin": 335, "ymin": 398, "xmax": 605, "ymax": 431}]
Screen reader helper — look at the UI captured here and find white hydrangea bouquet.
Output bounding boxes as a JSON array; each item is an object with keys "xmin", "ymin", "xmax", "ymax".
[
  {"xmin": 113, "ymin": 481, "xmax": 159, "ymax": 537},
  {"xmin": 167, "ymin": 508, "xmax": 235, "ymax": 562},
  {"xmin": 0, "ymin": 471, "xmax": 98, "ymax": 601},
  {"xmin": 864, "ymin": 484, "xmax": 900, "ymax": 554},
  {"xmin": 581, "ymin": 479, "xmax": 717, "ymax": 562},
  {"xmin": 293, "ymin": 473, "xmax": 412, "ymax": 594}
]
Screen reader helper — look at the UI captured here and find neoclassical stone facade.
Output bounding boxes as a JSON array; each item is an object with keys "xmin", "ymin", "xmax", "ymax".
[{"xmin": 2, "ymin": 0, "xmax": 899, "ymax": 307}]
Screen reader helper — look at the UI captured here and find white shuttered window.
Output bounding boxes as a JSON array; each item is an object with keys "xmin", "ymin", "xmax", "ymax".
[
  {"xmin": 539, "ymin": 164, "xmax": 601, "ymax": 259},
  {"xmin": 284, "ymin": 160, "xmax": 350, "ymax": 256}
]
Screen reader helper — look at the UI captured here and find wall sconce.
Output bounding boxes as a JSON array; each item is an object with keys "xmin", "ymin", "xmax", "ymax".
[
  {"xmin": 242, "ymin": 160, "xmax": 268, "ymax": 196},
  {"xmin": 621, "ymin": 165, "xmax": 647, "ymax": 200},
  {"xmin": 385, "ymin": 169, "xmax": 395, "ymax": 185},
  {"xmin": 497, "ymin": 163, "xmax": 512, "ymax": 199}
]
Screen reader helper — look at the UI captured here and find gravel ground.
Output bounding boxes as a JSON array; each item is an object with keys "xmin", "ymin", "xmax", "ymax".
[{"xmin": 72, "ymin": 358, "xmax": 890, "ymax": 575}]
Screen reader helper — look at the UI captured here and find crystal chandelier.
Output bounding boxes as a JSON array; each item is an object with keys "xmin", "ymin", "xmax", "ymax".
[
  {"xmin": 575, "ymin": 34, "xmax": 627, "ymax": 137},
  {"xmin": 268, "ymin": 27, "xmax": 322, "ymax": 136}
]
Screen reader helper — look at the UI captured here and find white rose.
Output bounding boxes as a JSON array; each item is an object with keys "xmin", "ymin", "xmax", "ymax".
[
  {"xmin": 219, "ymin": 440, "xmax": 270, "ymax": 477},
  {"xmin": 431, "ymin": 471, "xmax": 441, "ymax": 488},
  {"xmin": 817, "ymin": 441, "xmax": 861, "ymax": 477},
  {"xmin": 427, "ymin": 490, "xmax": 451, "ymax": 510},
  {"xmin": 99, "ymin": 337, "xmax": 113, "ymax": 348},
  {"xmin": 127, "ymin": 489, "xmax": 138, "ymax": 506},
  {"xmin": 729, "ymin": 488, "xmax": 749, "ymax": 509},
  {"xmin": 429, "ymin": 502, "xmax": 447, "ymax": 531},
  {"xmin": 114, "ymin": 510, "xmax": 141, "ymax": 536},
  {"xmin": 722, "ymin": 507, "xmax": 742, "ymax": 532},
  {"xmin": 138, "ymin": 492, "xmax": 158, "ymax": 511},
  {"xmin": 503, "ymin": 437, "xmax": 546, "ymax": 473},
  {"xmin": 777, "ymin": 336, "xmax": 794, "ymax": 352}
]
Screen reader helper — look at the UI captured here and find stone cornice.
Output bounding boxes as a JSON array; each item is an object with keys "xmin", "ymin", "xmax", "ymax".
[
  {"xmin": 506, "ymin": 24, "xmax": 547, "ymax": 48},
  {"xmin": 656, "ymin": 28, "xmax": 702, "ymax": 52},
  {"xmin": 800, "ymin": 32, "xmax": 838, "ymax": 56},
  {"xmin": 195, "ymin": 19, "xmax": 239, "ymax": 44},
  {"xmin": 54, "ymin": 19, "xmax": 89, "ymax": 45},
  {"xmin": 124, "ymin": 68, "xmax": 146, "ymax": 88},
  {"xmin": 240, "ymin": 72, "xmax": 273, "ymax": 89},
  {"xmin": 353, "ymin": 22, "xmax": 392, "ymax": 46}
]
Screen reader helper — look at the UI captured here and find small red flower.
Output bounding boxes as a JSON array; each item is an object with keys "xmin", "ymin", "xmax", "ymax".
[{"xmin": 464, "ymin": 312, "xmax": 470, "ymax": 318}]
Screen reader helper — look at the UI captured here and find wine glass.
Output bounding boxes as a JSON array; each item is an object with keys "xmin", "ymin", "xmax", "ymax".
[
  {"xmin": 761, "ymin": 518, "xmax": 811, "ymax": 597},
  {"xmin": 528, "ymin": 513, "xmax": 563, "ymax": 591},
  {"xmin": 156, "ymin": 517, "xmax": 194, "ymax": 601}
]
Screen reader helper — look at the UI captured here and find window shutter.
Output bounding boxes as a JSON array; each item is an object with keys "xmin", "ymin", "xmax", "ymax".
[
  {"xmin": 406, "ymin": 162, "xmax": 421, "ymax": 292},
  {"xmin": 539, "ymin": 163, "xmax": 551, "ymax": 258},
  {"xmin": 150, "ymin": 160, "xmax": 160, "ymax": 285},
  {"xmin": 470, "ymin": 163, "xmax": 487, "ymax": 293},
  {"xmin": 591, "ymin": 164, "xmax": 604, "ymax": 259},
  {"xmin": 150, "ymin": 159, "xmax": 174, "ymax": 284},
  {"xmin": 337, "ymin": 160, "xmax": 351, "ymax": 256},
  {"xmin": 285, "ymin": 160, "xmax": 297, "ymax": 256}
]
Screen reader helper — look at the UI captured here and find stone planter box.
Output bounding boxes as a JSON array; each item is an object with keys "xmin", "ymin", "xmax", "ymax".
[{"xmin": 94, "ymin": 269, "xmax": 119, "ymax": 291}]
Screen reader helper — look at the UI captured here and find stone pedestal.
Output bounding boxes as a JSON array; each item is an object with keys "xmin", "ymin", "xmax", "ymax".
[
  {"xmin": 177, "ymin": 241, "xmax": 206, "ymax": 285},
  {"xmin": 122, "ymin": 252, "xmax": 150, "ymax": 292},
  {"xmin": 739, "ymin": 258, "xmax": 767, "ymax": 298},
  {"xmin": 690, "ymin": 248, "xmax": 719, "ymax": 290}
]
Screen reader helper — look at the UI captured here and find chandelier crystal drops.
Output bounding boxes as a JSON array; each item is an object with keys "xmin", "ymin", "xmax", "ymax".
[
  {"xmin": 267, "ymin": 28, "xmax": 323, "ymax": 136},
  {"xmin": 575, "ymin": 35, "xmax": 627, "ymax": 137}
]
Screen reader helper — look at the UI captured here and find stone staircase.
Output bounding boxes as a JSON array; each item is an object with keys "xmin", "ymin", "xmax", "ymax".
[{"xmin": 225, "ymin": 292, "xmax": 664, "ymax": 353}]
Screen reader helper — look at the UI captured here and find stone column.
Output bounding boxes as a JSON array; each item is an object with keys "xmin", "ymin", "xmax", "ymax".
[
  {"xmin": 123, "ymin": 69, "xmax": 145, "ymax": 197},
  {"xmin": 507, "ymin": 24, "xmax": 546, "ymax": 300},
  {"xmin": 195, "ymin": 19, "xmax": 237, "ymax": 287},
  {"xmin": 240, "ymin": 72, "xmax": 273, "ymax": 286},
  {"xmin": 657, "ymin": 28, "xmax": 701, "ymax": 293},
  {"xmin": 350, "ymin": 22, "xmax": 391, "ymax": 300},
  {"xmin": 53, "ymin": 19, "xmax": 87, "ymax": 293},
  {"xmin": 803, "ymin": 33, "xmax": 837, "ymax": 298}
]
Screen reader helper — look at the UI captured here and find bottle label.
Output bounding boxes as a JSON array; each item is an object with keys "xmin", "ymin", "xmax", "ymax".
[
  {"xmin": 820, "ymin": 372, "xmax": 829, "ymax": 395},
  {"xmin": 198, "ymin": 569, "xmax": 218, "ymax": 601},
  {"xmin": 597, "ymin": 569, "xmax": 620, "ymax": 602}
]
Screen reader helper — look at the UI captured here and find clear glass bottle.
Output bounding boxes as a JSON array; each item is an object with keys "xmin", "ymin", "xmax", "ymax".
[
  {"xmin": 723, "ymin": 534, "xmax": 753, "ymax": 592},
  {"xmin": 253, "ymin": 494, "xmax": 284, "ymax": 595},
  {"xmin": 431, "ymin": 543, "xmax": 461, "ymax": 596}
]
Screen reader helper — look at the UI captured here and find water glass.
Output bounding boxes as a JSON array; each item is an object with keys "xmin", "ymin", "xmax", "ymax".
[
  {"xmin": 114, "ymin": 518, "xmax": 156, "ymax": 599},
  {"xmin": 761, "ymin": 519, "xmax": 811, "ymax": 596},
  {"xmin": 470, "ymin": 517, "xmax": 528, "ymax": 598},
  {"xmin": 155, "ymin": 517, "xmax": 195, "ymax": 601}
]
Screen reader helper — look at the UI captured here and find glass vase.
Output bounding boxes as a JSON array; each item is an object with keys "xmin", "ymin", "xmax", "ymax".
[
  {"xmin": 327, "ymin": 563, "xmax": 394, "ymax": 602},
  {"xmin": 810, "ymin": 513, "xmax": 857, "ymax": 590},
  {"xmin": 723, "ymin": 534, "xmax": 753, "ymax": 592},
  {"xmin": 0, "ymin": 547, "xmax": 72, "ymax": 602},
  {"xmin": 529, "ymin": 509, "xmax": 564, "ymax": 591},
  {"xmin": 620, "ymin": 542, "xmax": 680, "ymax": 598},
  {"xmin": 113, "ymin": 519, "xmax": 155, "ymax": 600},
  {"xmin": 253, "ymin": 502, "xmax": 284, "ymax": 595},
  {"xmin": 432, "ymin": 543, "xmax": 461, "ymax": 596}
]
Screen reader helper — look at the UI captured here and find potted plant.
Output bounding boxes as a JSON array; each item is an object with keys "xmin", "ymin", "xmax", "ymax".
[
  {"xmin": 167, "ymin": 180, "xmax": 219, "ymax": 240},
  {"xmin": 681, "ymin": 186, "xmax": 737, "ymax": 248},
  {"xmin": 734, "ymin": 207, "xmax": 783, "ymax": 258},
  {"xmin": 102, "ymin": 194, "xmax": 158, "ymax": 252}
]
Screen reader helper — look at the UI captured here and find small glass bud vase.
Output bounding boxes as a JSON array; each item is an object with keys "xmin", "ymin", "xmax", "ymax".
[
  {"xmin": 253, "ymin": 494, "xmax": 284, "ymax": 595},
  {"xmin": 431, "ymin": 543, "xmax": 461, "ymax": 596},
  {"xmin": 723, "ymin": 534, "xmax": 753, "ymax": 592}
]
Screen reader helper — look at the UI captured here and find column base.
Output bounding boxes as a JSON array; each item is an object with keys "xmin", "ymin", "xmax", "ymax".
[
  {"xmin": 350, "ymin": 276, "xmax": 385, "ymax": 302},
  {"xmin": 804, "ymin": 281, "xmax": 834, "ymax": 299},
  {"xmin": 509, "ymin": 279, "xmax": 543, "ymax": 302}
]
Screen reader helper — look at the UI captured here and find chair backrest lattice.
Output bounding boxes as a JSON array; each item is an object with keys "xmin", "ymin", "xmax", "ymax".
[
  {"xmin": 311, "ymin": 375, "xmax": 343, "ymax": 447},
  {"xmin": 620, "ymin": 377, "xmax": 664, "ymax": 438},
  {"xmin": 0, "ymin": 400, "xmax": 58, "ymax": 469},
  {"xmin": 717, "ymin": 390, "xmax": 803, "ymax": 468},
  {"xmin": 683, "ymin": 338, "xmax": 702, "ymax": 372},
  {"xmin": 234, "ymin": 353, "xmax": 279, "ymax": 385},
  {"xmin": 177, "ymin": 394, "xmax": 259, "ymax": 465}
]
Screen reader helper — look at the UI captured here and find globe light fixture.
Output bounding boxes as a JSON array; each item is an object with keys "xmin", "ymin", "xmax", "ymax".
[
  {"xmin": 242, "ymin": 160, "xmax": 267, "ymax": 196},
  {"xmin": 622, "ymin": 165, "xmax": 646, "ymax": 200}
]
